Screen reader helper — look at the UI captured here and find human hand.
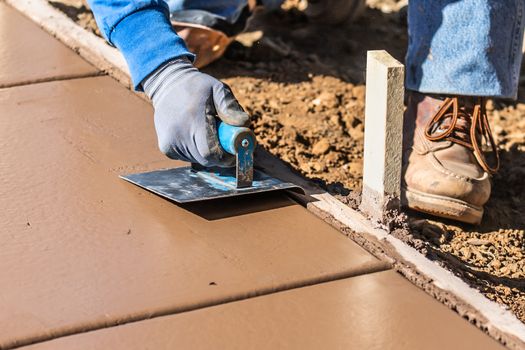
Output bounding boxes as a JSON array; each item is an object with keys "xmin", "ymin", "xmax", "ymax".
[{"xmin": 143, "ymin": 58, "xmax": 250, "ymax": 167}]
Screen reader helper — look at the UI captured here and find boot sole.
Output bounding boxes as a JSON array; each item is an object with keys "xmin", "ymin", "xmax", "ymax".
[{"xmin": 403, "ymin": 187, "xmax": 483, "ymax": 225}]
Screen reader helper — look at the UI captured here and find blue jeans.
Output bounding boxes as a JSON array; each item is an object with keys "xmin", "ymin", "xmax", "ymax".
[
  {"xmin": 166, "ymin": 0, "xmax": 283, "ymax": 23},
  {"xmin": 407, "ymin": 0, "xmax": 525, "ymax": 98},
  {"xmin": 167, "ymin": 0, "xmax": 525, "ymax": 99}
]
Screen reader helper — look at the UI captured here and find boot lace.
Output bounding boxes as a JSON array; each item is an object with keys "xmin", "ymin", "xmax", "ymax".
[{"xmin": 424, "ymin": 97, "xmax": 500, "ymax": 174}]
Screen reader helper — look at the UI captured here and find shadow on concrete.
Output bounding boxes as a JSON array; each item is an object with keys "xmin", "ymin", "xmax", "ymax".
[{"xmin": 178, "ymin": 190, "xmax": 298, "ymax": 220}]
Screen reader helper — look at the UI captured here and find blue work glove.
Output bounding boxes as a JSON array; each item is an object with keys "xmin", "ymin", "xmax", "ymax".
[{"xmin": 142, "ymin": 57, "xmax": 250, "ymax": 167}]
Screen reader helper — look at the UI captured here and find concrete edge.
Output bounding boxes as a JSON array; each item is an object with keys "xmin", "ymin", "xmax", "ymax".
[{"xmin": 6, "ymin": 0, "xmax": 524, "ymax": 348}]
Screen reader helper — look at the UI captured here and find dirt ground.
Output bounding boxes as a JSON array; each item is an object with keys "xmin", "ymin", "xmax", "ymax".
[{"xmin": 49, "ymin": 0, "xmax": 525, "ymax": 324}]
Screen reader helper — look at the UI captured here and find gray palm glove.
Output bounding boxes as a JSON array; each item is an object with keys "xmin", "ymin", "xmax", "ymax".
[{"xmin": 142, "ymin": 57, "xmax": 250, "ymax": 167}]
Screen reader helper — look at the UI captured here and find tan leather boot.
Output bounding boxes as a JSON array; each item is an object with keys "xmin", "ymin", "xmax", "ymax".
[
  {"xmin": 170, "ymin": 1, "xmax": 257, "ymax": 68},
  {"xmin": 402, "ymin": 92, "xmax": 500, "ymax": 225},
  {"xmin": 172, "ymin": 23, "xmax": 233, "ymax": 68}
]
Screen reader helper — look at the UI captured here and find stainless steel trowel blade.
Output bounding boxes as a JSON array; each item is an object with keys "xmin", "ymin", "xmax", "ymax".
[{"xmin": 120, "ymin": 166, "xmax": 303, "ymax": 203}]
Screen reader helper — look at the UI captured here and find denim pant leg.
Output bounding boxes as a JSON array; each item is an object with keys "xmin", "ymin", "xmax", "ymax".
[
  {"xmin": 165, "ymin": 0, "xmax": 283, "ymax": 24},
  {"xmin": 406, "ymin": 0, "xmax": 525, "ymax": 99}
]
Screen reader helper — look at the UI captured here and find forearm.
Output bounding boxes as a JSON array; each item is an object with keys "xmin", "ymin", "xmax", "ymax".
[{"xmin": 87, "ymin": 0, "xmax": 194, "ymax": 90}]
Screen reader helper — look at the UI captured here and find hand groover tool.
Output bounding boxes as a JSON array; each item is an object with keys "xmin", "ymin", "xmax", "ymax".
[{"xmin": 120, "ymin": 122, "xmax": 302, "ymax": 203}]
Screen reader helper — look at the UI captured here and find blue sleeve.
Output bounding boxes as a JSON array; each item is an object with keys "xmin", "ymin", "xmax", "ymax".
[{"xmin": 87, "ymin": 0, "xmax": 194, "ymax": 90}]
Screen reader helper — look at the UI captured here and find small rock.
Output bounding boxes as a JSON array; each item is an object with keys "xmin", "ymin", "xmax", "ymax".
[
  {"xmin": 351, "ymin": 85, "xmax": 365, "ymax": 101},
  {"xmin": 235, "ymin": 30, "xmax": 263, "ymax": 47},
  {"xmin": 318, "ymin": 91, "xmax": 338, "ymax": 108},
  {"xmin": 490, "ymin": 259, "xmax": 502, "ymax": 269},
  {"xmin": 325, "ymin": 152, "xmax": 339, "ymax": 165},
  {"xmin": 312, "ymin": 162, "xmax": 324, "ymax": 172},
  {"xmin": 300, "ymin": 163, "xmax": 311, "ymax": 173},
  {"xmin": 467, "ymin": 238, "xmax": 491, "ymax": 246},
  {"xmin": 312, "ymin": 139, "xmax": 330, "ymax": 155},
  {"xmin": 348, "ymin": 125, "xmax": 364, "ymax": 141},
  {"xmin": 347, "ymin": 160, "xmax": 363, "ymax": 174}
]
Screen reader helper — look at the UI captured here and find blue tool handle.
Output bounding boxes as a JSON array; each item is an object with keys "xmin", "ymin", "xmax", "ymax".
[{"xmin": 217, "ymin": 122, "xmax": 256, "ymax": 155}]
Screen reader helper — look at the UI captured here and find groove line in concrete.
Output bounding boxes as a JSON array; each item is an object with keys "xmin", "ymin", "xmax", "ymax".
[
  {"xmin": 4, "ymin": 0, "xmax": 132, "ymax": 89},
  {"xmin": 6, "ymin": 264, "xmax": 390, "ymax": 350},
  {"xmin": 0, "ymin": 71, "xmax": 105, "ymax": 89}
]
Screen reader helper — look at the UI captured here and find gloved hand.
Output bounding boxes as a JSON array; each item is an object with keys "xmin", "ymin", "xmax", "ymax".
[{"xmin": 142, "ymin": 57, "xmax": 250, "ymax": 167}]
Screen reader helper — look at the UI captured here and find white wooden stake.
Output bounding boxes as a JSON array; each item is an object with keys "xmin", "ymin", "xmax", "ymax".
[{"xmin": 359, "ymin": 50, "xmax": 405, "ymax": 222}]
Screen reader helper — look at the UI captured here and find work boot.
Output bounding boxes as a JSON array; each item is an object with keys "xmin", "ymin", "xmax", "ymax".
[
  {"xmin": 170, "ymin": 3, "xmax": 256, "ymax": 68},
  {"xmin": 305, "ymin": 0, "xmax": 366, "ymax": 25},
  {"xmin": 402, "ymin": 92, "xmax": 500, "ymax": 225}
]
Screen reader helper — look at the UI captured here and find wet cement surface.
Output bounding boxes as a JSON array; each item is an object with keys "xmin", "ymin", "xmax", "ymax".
[
  {"xmin": 0, "ymin": 2, "xmax": 98, "ymax": 88},
  {"xmin": 0, "ymin": 3, "xmax": 505, "ymax": 348},
  {"xmin": 48, "ymin": 0, "xmax": 525, "ymax": 324},
  {"xmin": 23, "ymin": 270, "xmax": 504, "ymax": 350},
  {"xmin": 0, "ymin": 76, "xmax": 388, "ymax": 348}
]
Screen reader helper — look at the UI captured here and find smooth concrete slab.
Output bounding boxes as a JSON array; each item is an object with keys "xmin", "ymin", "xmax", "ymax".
[
  {"xmin": 23, "ymin": 270, "xmax": 503, "ymax": 350},
  {"xmin": 0, "ymin": 76, "xmax": 388, "ymax": 348},
  {"xmin": 0, "ymin": 2, "xmax": 98, "ymax": 87}
]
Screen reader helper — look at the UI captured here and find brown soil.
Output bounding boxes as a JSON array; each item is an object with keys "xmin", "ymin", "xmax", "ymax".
[{"xmin": 49, "ymin": 0, "xmax": 525, "ymax": 324}]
